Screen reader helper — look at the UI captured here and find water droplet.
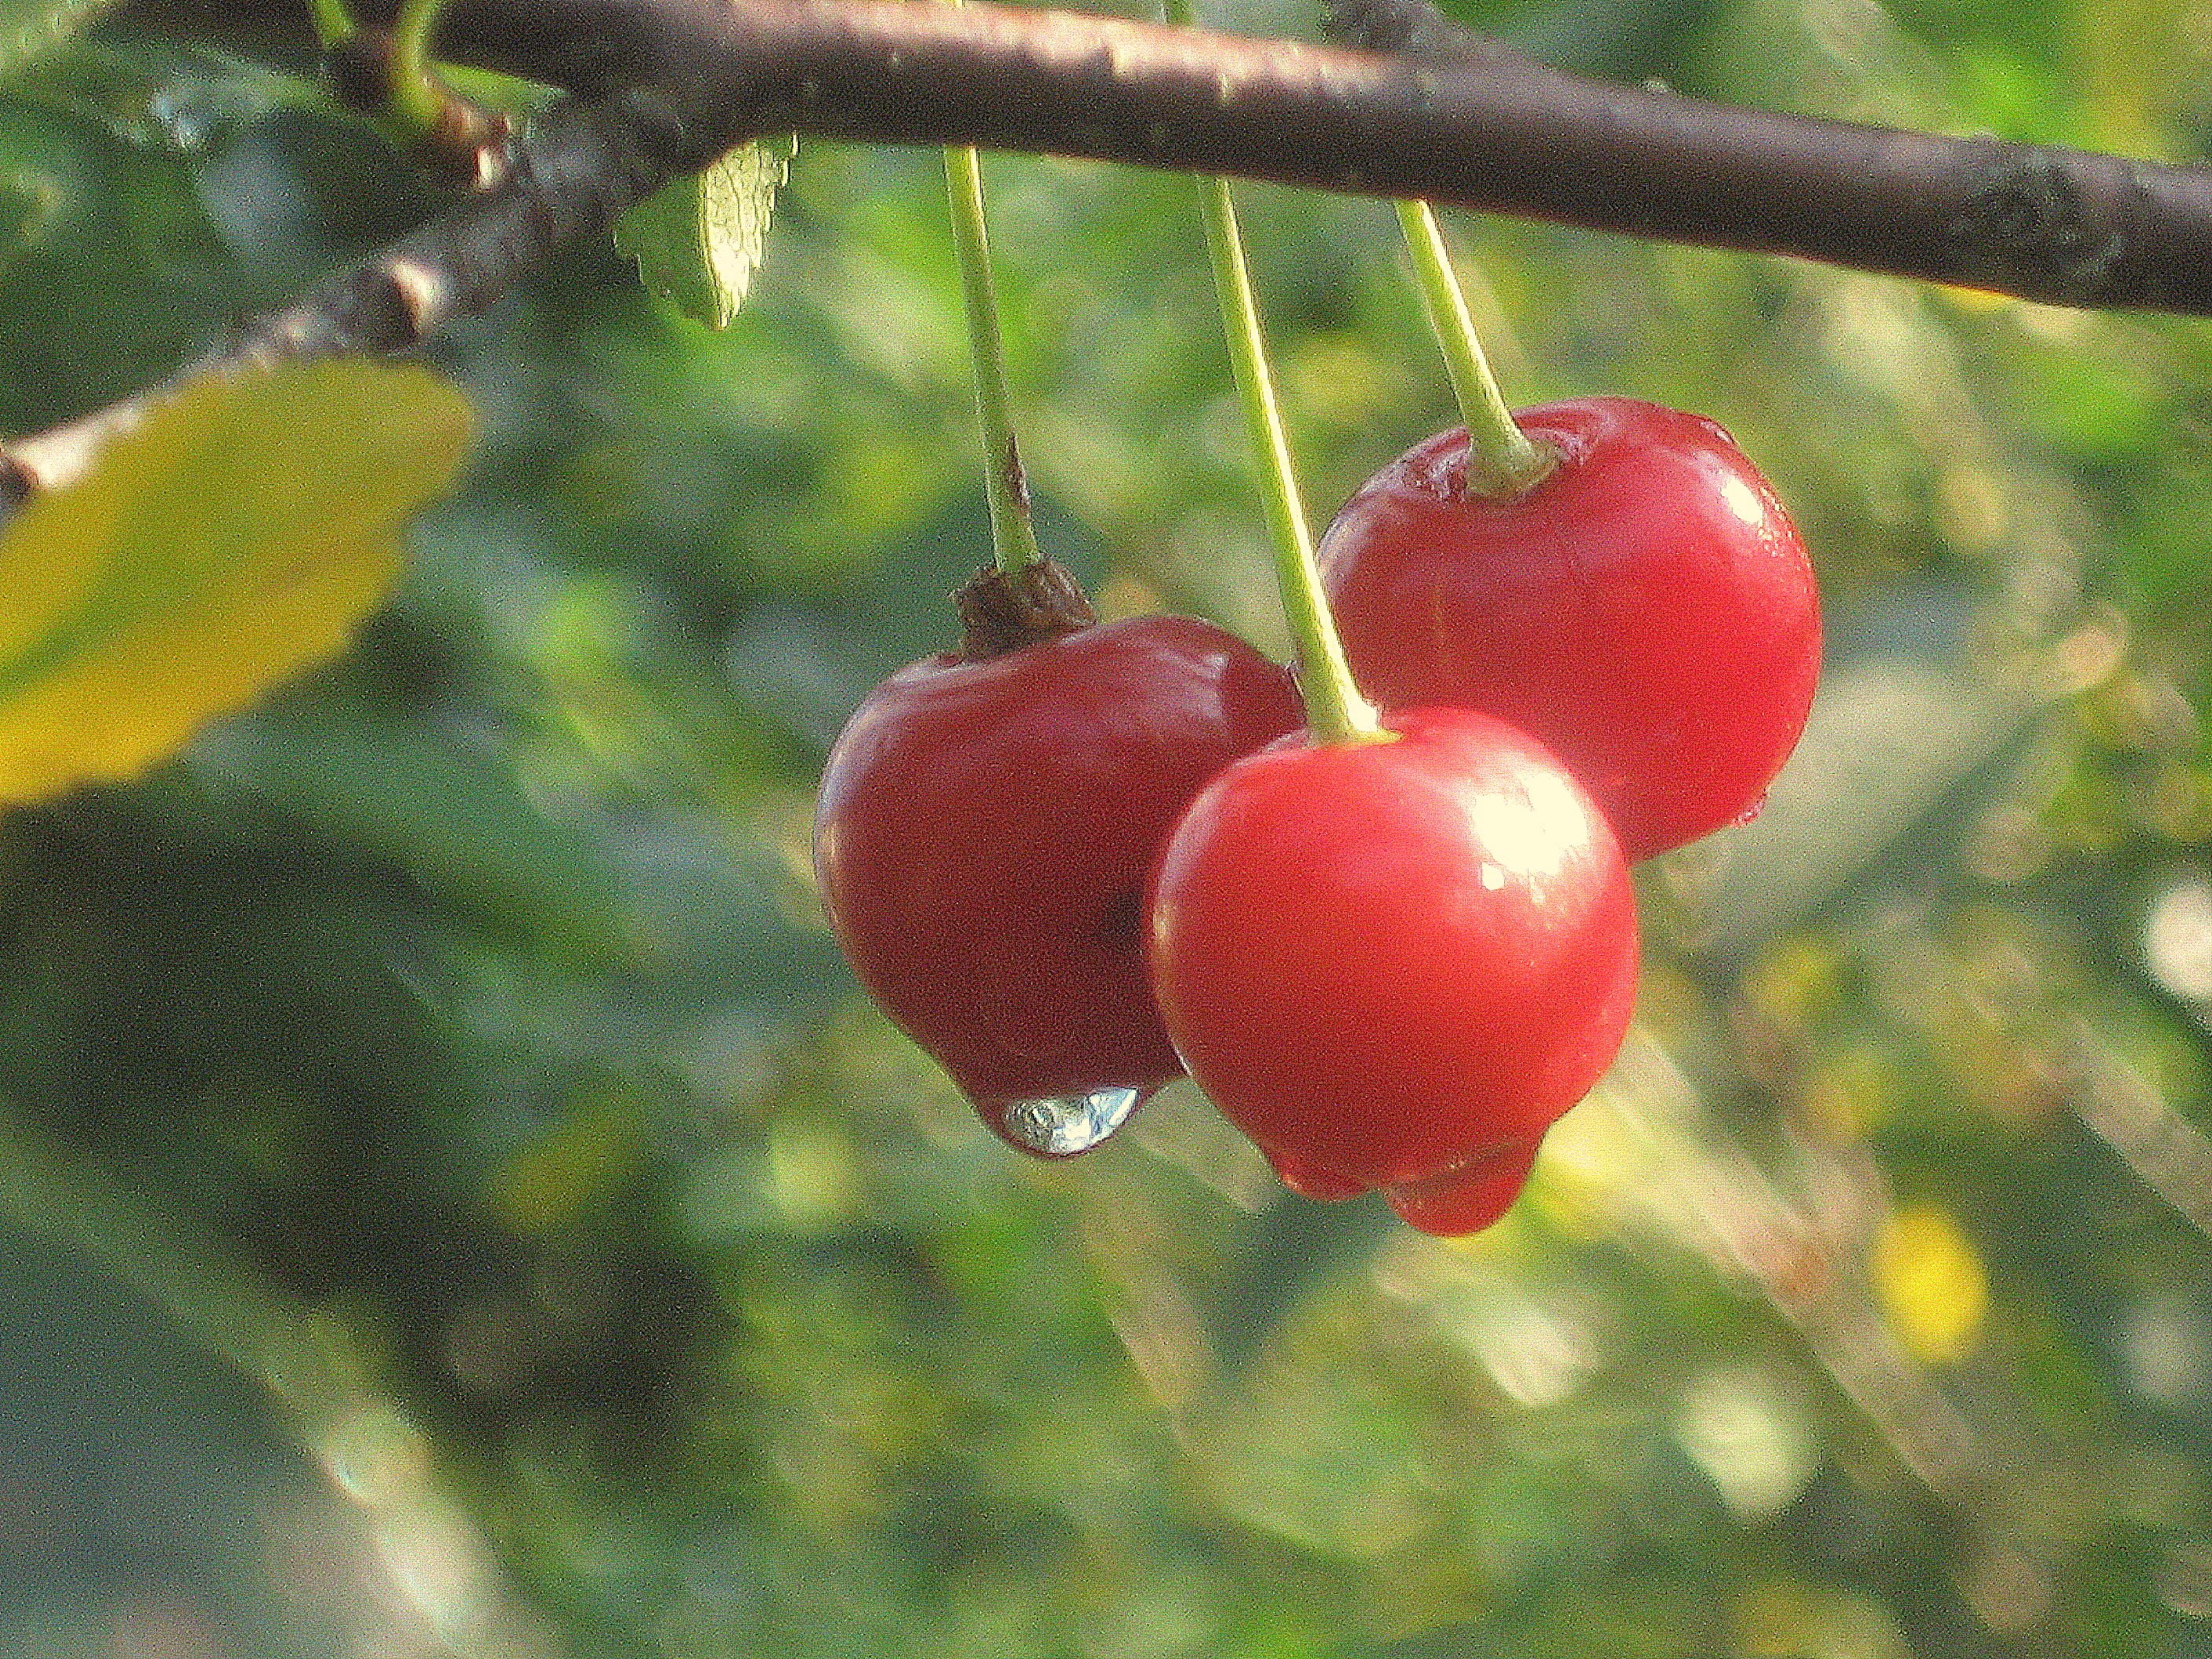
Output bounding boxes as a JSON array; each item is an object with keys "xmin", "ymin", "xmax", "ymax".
[
  {"xmin": 1386, "ymin": 1138, "xmax": 1542, "ymax": 1238},
  {"xmin": 1732, "ymin": 791, "xmax": 1771, "ymax": 828},
  {"xmin": 995, "ymin": 1086, "xmax": 1142, "ymax": 1157}
]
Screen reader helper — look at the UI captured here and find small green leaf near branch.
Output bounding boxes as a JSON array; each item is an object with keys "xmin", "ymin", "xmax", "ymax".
[{"xmin": 616, "ymin": 135, "xmax": 797, "ymax": 328}]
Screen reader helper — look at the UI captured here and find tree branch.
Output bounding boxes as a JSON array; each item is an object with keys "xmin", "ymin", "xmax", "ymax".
[
  {"xmin": 2, "ymin": 93, "xmax": 672, "ymax": 502},
  {"xmin": 18, "ymin": 0, "xmax": 2208, "ymax": 497},
  {"xmin": 128, "ymin": 0, "xmax": 2212, "ymax": 314}
]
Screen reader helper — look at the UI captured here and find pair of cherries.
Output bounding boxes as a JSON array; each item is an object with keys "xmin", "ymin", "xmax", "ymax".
[{"xmin": 812, "ymin": 397, "xmax": 1821, "ymax": 1236}]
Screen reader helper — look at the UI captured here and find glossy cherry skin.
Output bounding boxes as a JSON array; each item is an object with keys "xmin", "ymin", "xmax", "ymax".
[
  {"xmin": 814, "ymin": 613, "xmax": 1302, "ymax": 1156},
  {"xmin": 1317, "ymin": 397, "xmax": 1820, "ymax": 861},
  {"xmin": 1145, "ymin": 705, "xmax": 1640, "ymax": 1236}
]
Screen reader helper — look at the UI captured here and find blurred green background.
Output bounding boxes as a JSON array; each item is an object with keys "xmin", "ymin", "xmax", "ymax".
[{"xmin": 4, "ymin": 0, "xmax": 2212, "ymax": 1654}]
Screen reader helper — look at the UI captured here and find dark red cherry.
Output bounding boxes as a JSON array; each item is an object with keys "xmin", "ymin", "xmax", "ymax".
[{"xmin": 814, "ymin": 566, "xmax": 1302, "ymax": 1156}]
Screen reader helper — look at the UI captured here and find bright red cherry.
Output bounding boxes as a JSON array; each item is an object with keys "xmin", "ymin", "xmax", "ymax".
[
  {"xmin": 1145, "ymin": 705, "xmax": 1639, "ymax": 1236},
  {"xmin": 814, "ymin": 564, "xmax": 1302, "ymax": 1158},
  {"xmin": 1317, "ymin": 397, "xmax": 1820, "ymax": 861}
]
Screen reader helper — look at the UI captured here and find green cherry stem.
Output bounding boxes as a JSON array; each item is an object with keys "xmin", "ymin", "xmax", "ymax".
[
  {"xmin": 943, "ymin": 137, "xmax": 1046, "ymax": 576},
  {"xmin": 1395, "ymin": 200, "xmax": 1555, "ymax": 497},
  {"xmin": 1167, "ymin": 5, "xmax": 1376, "ymax": 742},
  {"xmin": 1194, "ymin": 183, "xmax": 1380, "ymax": 743},
  {"xmin": 387, "ymin": 0, "xmax": 456, "ymax": 134}
]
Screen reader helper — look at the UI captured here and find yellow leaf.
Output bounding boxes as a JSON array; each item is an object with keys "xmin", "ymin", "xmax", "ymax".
[{"xmin": 0, "ymin": 360, "xmax": 475, "ymax": 805}]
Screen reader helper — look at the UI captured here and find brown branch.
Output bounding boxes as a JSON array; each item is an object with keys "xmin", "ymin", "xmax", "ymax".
[
  {"xmin": 125, "ymin": 0, "xmax": 2212, "ymax": 314},
  {"xmin": 20, "ymin": 0, "xmax": 2209, "ymax": 496}
]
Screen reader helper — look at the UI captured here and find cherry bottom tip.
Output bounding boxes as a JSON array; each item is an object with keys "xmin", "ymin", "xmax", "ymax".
[
  {"xmin": 1262, "ymin": 1148, "xmax": 1372, "ymax": 1202},
  {"xmin": 1384, "ymin": 1138, "xmax": 1544, "ymax": 1238}
]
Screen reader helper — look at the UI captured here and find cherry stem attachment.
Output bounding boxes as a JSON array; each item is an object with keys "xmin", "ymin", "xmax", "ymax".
[
  {"xmin": 324, "ymin": 0, "xmax": 515, "ymax": 185},
  {"xmin": 1395, "ymin": 200, "xmax": 1554, "ymax": 496}
]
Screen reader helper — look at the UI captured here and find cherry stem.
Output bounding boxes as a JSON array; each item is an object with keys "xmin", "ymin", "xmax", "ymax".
[
  {"xmin": 1171, "ymin": 2, "xmax": 1377, "ymax": 742},
  {"xmin": 942, "ymin": 102, "xmax": 1045, "ymax": 575},
  {"xmin": 1193, "ymin": 178, "xmax": 1381, "ymax": 743},
  {"xmin": 1395, "ymin": 200, "xmax": 1555, "ymax": 496}
]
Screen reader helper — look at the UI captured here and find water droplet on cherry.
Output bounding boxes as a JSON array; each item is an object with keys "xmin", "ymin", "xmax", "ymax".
[{"xmin": 995, "ymin": 1086, "xmax": 1142, "ymax": 1157}]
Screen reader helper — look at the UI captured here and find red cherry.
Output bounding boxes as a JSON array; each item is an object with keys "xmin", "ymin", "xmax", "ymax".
[
  {"xmin": 814, "ymin": 596, "xmax": 1302, "ymax": 1158},
  {"xmin": 1145, "ymin": 705, "xmax": 1639, "ymax": 1236},
  {"xmin": 1317, "ymin": 396, "xmax": 1820, "ymax": 861}
]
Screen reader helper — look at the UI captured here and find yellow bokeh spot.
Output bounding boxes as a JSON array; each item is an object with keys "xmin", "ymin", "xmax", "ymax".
[
  {"xmin": 1872, "ymin": 1203, "xmax": 1989, "ymax": 1365},
  {"xmin": 485, "ymin": 1087, "xmax": 644, "ymax": 1236}
]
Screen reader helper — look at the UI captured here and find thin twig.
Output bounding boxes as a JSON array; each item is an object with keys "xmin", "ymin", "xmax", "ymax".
[
  {"xmin": 2, "ymin": 92, "xmax": 678, "ymax": 500},
  {"xmin": 25, "ymin": 0, "xmax": 2212, "ymax": 497}
]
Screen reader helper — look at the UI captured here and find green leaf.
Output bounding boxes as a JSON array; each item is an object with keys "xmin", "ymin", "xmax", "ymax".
[
  {"xmin": 614, "ymin": 136, "xmax": 797, "ymax": 329},
  {"xmin": 0, "ymin": 0, "xmax": 125, "ymax": 79},
  {"xmin": 0, "ymin": 358, "xmax": 475, "ymax": 806}
]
